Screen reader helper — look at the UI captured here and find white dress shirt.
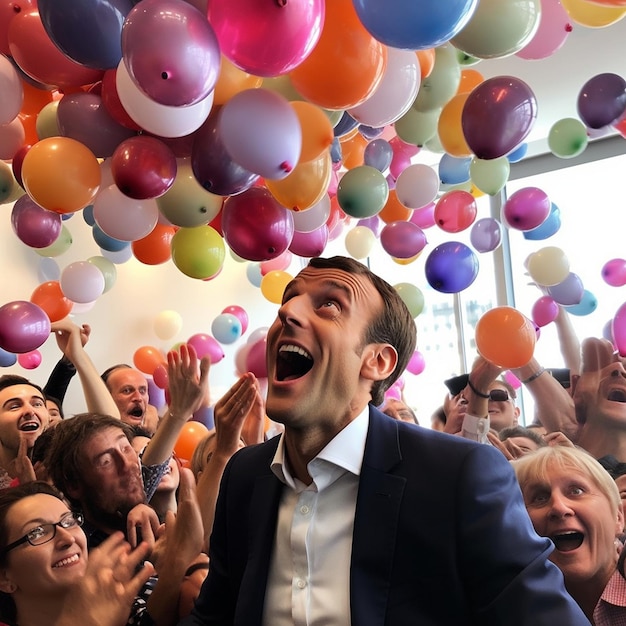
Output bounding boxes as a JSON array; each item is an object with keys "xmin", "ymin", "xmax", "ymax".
[{"xmin": 263, "ymin": 407, "xmax": 369, "ymax": 626}]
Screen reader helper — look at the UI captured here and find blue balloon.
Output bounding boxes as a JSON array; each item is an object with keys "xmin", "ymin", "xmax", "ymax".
[
  {"xmin": 566, "ymin": 290, "xmax": 598, "ymax": 317},
  {"xmin": 38, "ymin": 0, "xmax": 134, "ymax": 70},
  {"xmin": 211, "ymin": 313, "xmax": 243, "ymax": 345},
  {"xmin": 352, "ymin": 0, "xmax": 479, "ymax": 49},
  {"xmin": 364, "ymin": 139, "xmax": 393, "ymax": 172},
  {"xmin": 83, "ymin": 205, "xmax": 96, "ymax": 226},
  {"xmin": 0, "ymin": 347, "xmax": 17, "ymax": 367},
  {"xmin": 507, "ymin": 143, "xmax": 528, "ymax": 163},
  {"xmin": 333, "ymin": 112, "xmax": 359, "ymax": 138},
  {"xmin": 92, "ymin": 224, "xmax": 129, "ymax": 252},
  {"xmin": 438, "ymin": 154, "xmax": 471, "ymax": 185},
  {"xmin": 523, "ymin": 203, "xmax": 561, "ymax": 241},
  {"xmin": 330, "ymin": 137, "xmax": 343, "ymax": 165},
  {"xmin": 359, "ymin": 124, "xmax": 385, "ymax": 140},
  {"xmin": 246, "ymin": 262, "xmax": 263, "ymax": 288},
  {"xmin": 425, "ymin": 242, "xmax": 479, "ymax": 293}
]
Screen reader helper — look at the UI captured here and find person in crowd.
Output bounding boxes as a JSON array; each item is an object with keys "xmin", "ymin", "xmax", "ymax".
[
  {"xmin": 513, "ymin": 445, "xmax": 626, "ymax": 623},
  {"xmin": 381, "ymin": 397, "xmax": 419, "ymax": 424},
  {"xmin": 44, "ymin": 396, "xmax": 64, "ymax": 427},
  {"xmin": 488, "ymin": 425, "xmax": 548, "ymax": 460},
  {"xmin": 598, "ymin": 455, "xmax": 626, "ymax": 531},
  {"xmin": 182, "ymin": 255, "xmax": 589, "ymax": 625},
  {"xmin": 429, "ymin": 405, "xmax": 446, "ymax": 431}
]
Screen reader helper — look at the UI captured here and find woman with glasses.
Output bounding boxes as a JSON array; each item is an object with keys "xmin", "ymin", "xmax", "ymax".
[{"xmin": 0, "ymin": 481, "xmax": 154, "ymax": 626}]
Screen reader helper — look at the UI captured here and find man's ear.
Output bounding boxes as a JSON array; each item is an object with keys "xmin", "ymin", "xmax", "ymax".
[
  {"xmin": 63, "ymin": 481, "xmax": 82, "ymax": 501},
  {"xmin": 0, "ymin": 569, "xmax": 17, "ymax": 594},
  {"xmin": 361, "ymin": 344, "xmax": 398, "ymax": 382}
]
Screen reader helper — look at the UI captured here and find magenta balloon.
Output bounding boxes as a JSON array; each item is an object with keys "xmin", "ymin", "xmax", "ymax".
[
  {"xmin": 221, "ymin": 187, "xmax": 295, "ymax": 261},
  {"xmin": 11, "ymin": 194, "xmax": 62, "ymax": 248},
  {"xmin": 288, "ymin": 224, "xmax": 329, "ymax": 258},
  {"xmin": 502, "ymin": 186, "xmax": 551, "ymax": 231},
  {"xmin": 221, "ymin": 304, "xmax": 249, "ymax": 334},
  {"xmin": 111, "ymin": 135, "xmax": 177, "ymax": 199},
  {"xmin": 410, "ymin": 202, "xmax": 436, "ymax": 229},
  {"xmin": 187, "ymin": 333, "xmax": 224, "ymax": 364},
  {"xmin": 577, "ymin": 73, "xmax": 626, "ymax": 130},
  {"xmin": 531, "ymin": 295, "xmax": 559, "ymax": 327},
  {"xmin": 245, "ymin": 337, "xmax": 267, "ymax": 378},
  {"xmin": 122, "ymin": 0, "xmax": 220, "ymax": 106},
  {"xmin": 406, "ymin": 350, "xmax": 425, "ymax": 375},
  {"xmin": 516, "ymin": 0, "xmax": 571, "ymax": 61},
  {"xmin": 260, "ymin": 251, "xmax": 293, "ymax": 275},
  {"xmin": 602, "ymin": 258, "xmax": 626, "ymax": 287},
  {"xmin": 17, "ymin": 349, "xmax": 41, "ymax": 369},
  {"xmin": 613, "ymin": 301, "xmax": 626, "ymax": 357},
  {"xmin": 380, "ymin": 221, "xmax": 427, "ymax": 259},
  {"xmin": 470, "ymin": 217, "xmax": 502, "ymax": 253},
  {"xmin": 208, "ymin": 0, "xmax": 324, "ymax": 77},
  {"xmin": 0, "ymin": 300, "xmax": 51, "ymax": 354},
  {"xmin": 546, "ymin": 272, "xmax": 584, "ymax": 306},
  {"xmin": 462, "ymin": 76, "xmax": 537, "ymax": 160}
]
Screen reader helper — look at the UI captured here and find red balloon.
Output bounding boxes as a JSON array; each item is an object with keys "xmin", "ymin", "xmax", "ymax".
[{"xmin": 434, "ymin": 190, "xmax": 477, "ymax": 233}]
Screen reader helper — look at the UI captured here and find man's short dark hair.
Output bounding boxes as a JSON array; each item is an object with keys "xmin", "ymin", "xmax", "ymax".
[
  {"xmin": 307, "ymin": 256, "xmax": 417, "ymax": 406},
  {"xmin": 0, "ymin": 375, "xmax": 45, "ymax": 398}
]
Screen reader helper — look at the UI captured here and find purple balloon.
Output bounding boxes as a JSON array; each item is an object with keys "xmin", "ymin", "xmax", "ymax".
[
  {"xmin": 192, "ymin": 405, "xmax": 214, "ymax": 429},
  {"xmin": 547, "ymin": 273, "xmax": 584, "ymax": 306},
  {"xmin": 357, "ymin": 215, "xmax": 383, "ymax": 237},
  {"xmin": 502, "ymin": 186, "xmax": 551, "ymax": 231},
  {"xmin": 380, "ymin": 221, "xmax": 427, "ymax": 259},
  {"xmin": 0, "ymin": 301, "xmax": 51, "ymax": 354},
  {"xmin": 11, "ymin": 195, "xmax": 62, "ymax": 248},
  {"xmin": 577, "ymin": 73, "xmax": 626, "ymax": 130},
  {"xmin": 147, "ymin": 377, "xmax": 166, "ymax": 410},
  {"xmin": 470, "ymin": 217, "xmax": 502, "ymax": 253},
  {"xmin": 462, "ymin": 76, "xmax": 537, "ymax": 160},
  {"xmin": 425, "ymin": 241, "xmax": 479, "ymax": 293},
  {"xmin": 364, "ymin": 139, "xmax": 393, "ymax": 172},
  {"xmin": 410, "ymin": 202, "xmax": 436, "ymax": 229},
  {"xmin": 191, "ymin": 107, "xmax": 259, "ymax": 196},
  {"xmin": 289, "ymin": 225, "xmax": 329, "ymax": 258},
  {"xmin": 0, "ymin": 347, "xmax": 17, "ymax": 367}
]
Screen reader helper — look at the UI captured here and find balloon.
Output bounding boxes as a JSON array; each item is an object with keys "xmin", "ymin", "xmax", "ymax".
[
  {"xmin": 439, "ymin": 154, "xmax": 471, "ymax": 185},
  {"xmin": 378, "ymin": 189, "xmax": 412, "ymax": 224},
  {"xmin": 517, "ymin": 0, "xmax": 572, "ymax": 60},
  {"xmin": 92, "ymin": 224, "xmax": 128, "ymax": 252},
  {"xmin": 364, "ymin": 139, "xmax": 393, "ymax": 173},
  {"xmin": 336, "ymin": 165, "xmax": 389, "ymax": 218},
  {"xmin": 507, "ymin": 143, "xmax": 529, "ymax": 163},
  {"xmin": 111, "ymin": 136, "xmax": 177, "ymax": 200},
  {"xmin": 18, "ymin": 349, "xmax": 41, "ymax": 369},
  {"xmin": 246, "ymin": 262, "xmax": 263, "ymax": 287},
  {"xmin": 187, "ymin": 333, "xmax": 224, "ymax": 363},
  {"xmin": 174, "ymin": 421, "xmax": 210, "ymax": 461},
  {"xmin": 21, "ymin": 137, "xmax": 101, "ymax": 214},
  {"xmin": 462, "ymin": 76, "xmax": 537, "ymax": 160},
  {"xmin": 0, "ymin": 347, "xmax": 17, "ymax": 368},
  {"xmin": 35, "ymin": 225, "xmax": 73, "ymax": 257},
  {"xmin": 434, "ymin": 190, "xmax": 477, "ymax": 233},
  {"xmin": 208, "ymin": 0, "xmax": 323, "ymax": 77},
  {"xmin": 211, "ymin": 313, "xmax": 242, "ymax": 344},
  {"xmin": 60, "ymin": 261, "xmax": 106, "ymax": 303},
  {"xmin": 93, "ymin": 185, "xmax": 159, "ymax": 241},
  {"xmin": 152, "ymin": 363, "xmax": 169, "ymax": 390},
  {"xmin": 425, "ymin": 242, "xmax": 479, "ymax": 293},
  {"xmin": 30, "ymin": 280, "xmax": 72, "ymax": 322},
  {"xmin": 475, "ymin": 306, "xmax": 536, "ymax": 368},
  {"xmin": 11, "ymin": 194, "xmax": 62, "ymax": 248},
  {"xmin": 333, "ymin": 112, "xmax": 359, "ymax": 139},
  {"xmin": 406, "ymin": 350, "xmax": 426, "ymax": 375},
  {"xmin": 547, "ymin": 117, "xmax": 588, "ymax": 159},
  {"xmin": 502, "ymin": 186, "xmax": 551, "ymax": 231},
  {"xmin": 602, "ymin": 258, "xmax": 626, "ymax": 287},
  {"xmin": 352, "ymin": 0, "xmax": 478, "ymax": 49},
  {"xmin": 410, "ymin": 202, "xmax": 437, "ymax": 229},
  {"xmin": 451, "ymin": 0, "xmax": 541, "ymax": 59},
  {"xmin": 613, "ymin": 302, "xmax": 626, "ymax": 357},
  {"xmin": 531, "ymin": 295, "xmax": 560, "ymax": 327},
  {"xmin": 566, "ymin": 290, "xmax": 598, "ymax": 316},
  {"xmin": 438, "ymin": 92, "xmax": 472, "ymax": 157},
  {"xmin": 221, "ymin": 187, "xmax": 295, "ymax": 261},
  {"xmin": 380, "ymin": 221, "xmax": 427, "ymax": 259},
  {"xmin": 292, "ymin": 194, "xmax": 331, "ymax": 233},
  {"xmin": 577, "ymin": 73, "xmax": 626, "ymax": 130},
  {"xmin": 245, "ymin": 336, "xmax": 268, "ymax": 377},
  {"xmin": 395, "ymin": 164, "xmax": 439, "ymax": 209},
  {"xmin": 191, "ymin": 405, "xmax": 214, "ymax": 429},
  {"xmin": 289, "ymin": 0, "xmax": 387, "ymax": 110},
  {"xmin": 37, "ymin": 257, "xmax": 61, "ymax": 283},
  {"xmin": 413, "ymin": 44, "xmax": 460, "ymax": 113},
  {"xmin": 133, "ymin": 345, "xmax": 165, "ymax": 375},
  {"xmin": 546, "ymin": 272, "xmax": 584, "ymax": 305},
  {"xmin": 87, "ymin": 256, "xmax": 117, "ymax": 293},
  {"xmin": 154, "ymin": 310, "xmax": 183, "ymax": 340},
  {"xmin": 261, "ymin": 270, "xmax": 293, "ymax": 304},
  {"xmin": 526, "ymin": 246, "xmax": 570, "ymax": 286},
  {"xmin": 170, "ymin": 225, "xmax": 225, "ymax": 279},
  {"xmin": 213, "ymin": 56, "xmax": 263, "ymax": 105},
  {"xmin": 290, "ymin": 100, "xmax": 334, "ymax": 163},
  {"xmin": 131, "ymin": 223, "xmax": 175, "ymax": 265},
  {"xmin": 469, "ymin": 156, "xmax": 510, "ymax": 195},
  {"xmin": 0, "ymin": 300, "xmax": 51, "ymax": 354},
  {"xmin": 562, "ymin": 0, "xmax": 626, "ymax": 27},
  {"xmin": 523, "ymin": 202, "xmax": 561, "ymax": 240},
  {"xmin": 222, "ymin": 305, "xmax": 249, "ymax": 335},
  {"xmin": 260, "ymin": 251, "xmax": 293, "ymax": 275},
  {"xmin": 394, "ymin": 283, "xmax": 425, "ymax": 317},
  {"xmin": 122, "ymin": 0, "xmax": 220, "ymax": 106},
  {"xmin": 470, "ymin": 217, "xmax": 502, "ymax": 252},
  {"xmin": 0, "ymin": 54, "xmax": 23, "ymax": 124},
  {"xmin": 345, "ymin": 225, "xmax": 377, "ymax": 259}
]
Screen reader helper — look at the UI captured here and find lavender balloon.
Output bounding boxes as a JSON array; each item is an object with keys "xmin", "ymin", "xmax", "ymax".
[
  {"xmin": 0, "ymin": 301, "xmax": 51, "ymax": 354},
  {"xmin": 470, "ymin": 217, "xmax": 502, "ymax": 253},
  {"xmin": 547, "ymin": 273, "xmax": 584, "ymax": 306},
  {"xmin": 289, "ymin": 225, "xmax": 329, "ymax": 258},
  {"xmin": 11, "ymin": 195, "xmax": 62, "ymax": 248}
]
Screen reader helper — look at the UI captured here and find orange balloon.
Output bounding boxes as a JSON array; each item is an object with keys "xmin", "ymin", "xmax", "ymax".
[
  {"xmin": 457, "ymin": 69, "xmax": 484, "ymax": 95},
  {"xmin": 290, "ymin": 100, "xmax": 334, "ymax": 163},
  {"xmin": 475, "ymin": 307, "xmax": 536, "ymax": 369},
  {"xmin": 289, "ymin": 0, "xmax": 387, "ymax": 109},
  {"xmin": 213, "ymin": 55, "xmax": 263, "ymax": 105},
  {"xmin": 174, "ymin": 421, "xmax": 210, "ymax": 461},
  {"xmin": 21, "ymin": 137, "xmax": 101, "ymax": 214},
  {"xmin": 379, "ymin": 189, "xmax": 412, "ymax": 224},
  {"xmin": 341, "ymin": 132, "xmax": 368, "ymax": 170},
  {"xmin": 30, "ymin": 280, "xmax": 72, "ymax": 322},
  {"xmin": 20, "ymin": 81, "xmax": 55, "ymax": 116},
  {"xmin": 133, "ymin": 345, "xmax": 166, "ymax": 376},
  {"xmin": 415, "ymin": 49, "xmax": 436, "ymax": 79},
  {"xmin": 18, "ymin": 113, "xmax": 38, "ymax": 146},
  {"xmin": 132, "ymin": 224, "xmax": 176, "ymax": 265},
  {"xmin": 438, "ymin": 92, "xmax": 472, "ymax": 158}
]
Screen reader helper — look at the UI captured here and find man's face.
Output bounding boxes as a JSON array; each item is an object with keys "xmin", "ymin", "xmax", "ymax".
[
  {"xmin": 106, "ymin": 368, "xmax": 149, "ymax": 427},
  {"xmin": 265, "ymin": 266, "xmax": 385, "ymax": 431},
  {"xmin": 72, "ymin": 426, "xmax": 145, "ymax": 528},
  {"xmin": 587, "ymin": 362, "xmax": 626, "ymax": 426},
  {"xmin": 487, "ymin": 382, "xmax": 519, "ymax": 432},
  {"xmin": 382, "ymin": 398, "xmax": 417, "ymax": 424},
  {"xmin": 0, "ymin": 384, "xmax": 49, "ymax": 453}
]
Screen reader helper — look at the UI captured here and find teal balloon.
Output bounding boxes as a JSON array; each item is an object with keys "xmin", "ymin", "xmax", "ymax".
[
  {"xmin": 566, "ymin": 290, "xmax": 598, "ymax": 317},
  {"xmin": 211, "ymin": 313, "xmax": 243, "ymax": 344},
  {"xmin": 337, "ymin": 166, "xmax": 389, "ymax": 219}
]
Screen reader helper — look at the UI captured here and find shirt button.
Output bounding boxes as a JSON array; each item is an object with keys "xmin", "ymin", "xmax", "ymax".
[
  {"xmin": 300, "ymin": 505, "xmax": 310, "ymax": 515},
  {"xmin": 296, "ymin": 579, "xmax": 306, "ymax": 589}
]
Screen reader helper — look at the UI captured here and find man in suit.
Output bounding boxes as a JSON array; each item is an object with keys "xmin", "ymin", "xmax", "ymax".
[{"xmin": 182, "ymin": 255, "xmax": 590, "ymax": 625}]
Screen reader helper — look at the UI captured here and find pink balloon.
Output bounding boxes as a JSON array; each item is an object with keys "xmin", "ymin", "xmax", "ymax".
[
  {"xmin": 187, "ymin": 333, "xmax": 224, "ymax": 364},
  {"xmin": 122, "ymin": 0, "xmax": 220, "ymax": 106},
  {"xmin": 260, "ymin": 251, "xmax": 293, "ymax": 275},
  {"xmin": 434, "ymin": 190, "xmax": 477, "ymax": 233},
  {"xmin": 288, "ymin": 224, "xmax": 329, "ymax": 258},
  {"xmin": 18, "ymin": 349, "xmax": 41, "ymax": 369},
  {"xmin": 613, "ymin": 301, "xmax": 626, "ymax": 357},
  {"xmin": 0, "ymin": 300, "xmax": 51, "ymax": 354},
  {"xmin": 153, "ymin": 363, "xmax": 169, "ymax": 389},
  {"xmin": 380, "ymin": 221, "xmax": 427, "ymax": 259},
  {"xmin": 503, "ymin": 370, "xmax": 522, "ymax": 390},
  {"xmin": 60, "ymin": 261, "xmax": 106, "ymax": 304},
  {"xmin": 410, "ymin": 202, "xmax": 436, "ymax": 229},
  {"xmin": 245, "ymin": 337, "xmax": 267, "ymax": 378},
  {"xmin": 531, "ymin": 295, "xmax": 559, "ymax": 327},
  {"xmin": 406, "ymin": 350, "xmax": 425, "ymax": 375},
  {"xmin": 602, "ymin": 258, "xmax": 626, "ymax": 287},
  {"xmin": 503, "ymin": 187, "xmax": 551, "ymax": 231},
  {"xmin": 208, "ymin": 0, "xmax": 324, "ymax": 77},
  {"xmin": 222, "ymin": 305, "xmax": 249, "ymax": 335},
  {"xmin": 11, "ymin": 194, "xmax": 62, "ymax": 248},
  {"xmin": 516, "ymin": 0, "xmax": 572, "ymax": 60}
]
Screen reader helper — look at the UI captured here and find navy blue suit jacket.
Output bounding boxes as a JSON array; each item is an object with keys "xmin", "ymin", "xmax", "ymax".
[{"xmin": 181, "ymin": 406, "xmax": 590, "ymax": 625}]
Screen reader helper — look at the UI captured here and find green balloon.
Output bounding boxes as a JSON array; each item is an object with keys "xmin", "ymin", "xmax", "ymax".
[
  {"xmin": 263, "ymin": 75, "xmax": 304, "ymax": 102},
  {"xmin": 394, "ymin": 283, "xmax": 425, "ymax": 318},
  {"xmin": 36, "ymin": 101, "xmax": 60, "ymax": 140},
  {"xmin": 469, "ymin": 156, "xmax": 511, "ymax": 195},
  {"xmin": 171, "ymin": 225, "xmax": 225, "ymax": 279},
  {"xmin": 548, "ymin": 118, "xmax": 589, "ymax": 159},
  {"xmin": 87, "ymin": 255, "xmax": 117, "ymax": 293},
  {"xmin": 337, "ymin": 166, "xmax": 389, "ymax": 219},
  {"xmin": 0, "ymin": 161, "xmax": 16, "ymax": 204},
  {"xmin": 413, "ymin": 44, "xmax": 460, "ymax": 113},
  {"xmin": 35, "ymin": 225, "xmax": 72, "ymax": 257},
  {"xmin": 395, "ymin": 107, "xmax": 440, "ymax": 147}
]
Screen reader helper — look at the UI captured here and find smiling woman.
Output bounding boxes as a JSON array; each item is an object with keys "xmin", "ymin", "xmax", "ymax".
[{"xmin": 513, "ymin": 446, "xmax": 625, "ymax": 623}]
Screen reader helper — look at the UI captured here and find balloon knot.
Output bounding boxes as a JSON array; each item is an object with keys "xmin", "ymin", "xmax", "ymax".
[
  {"xmin": 280, "ymin": 161, "xmax": 293, "ymax": 173},
  {"xmin": 276, "ymin": 0, "xmax": 287, "ymax": 6},
  {"xmin": 565, "ymin": 23, "xmax": 573, "ymax": 33}
]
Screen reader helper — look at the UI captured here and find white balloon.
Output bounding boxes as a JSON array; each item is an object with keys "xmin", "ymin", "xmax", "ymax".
[
  {"xmin": 61, "ymin": 262, "xmax": 105, "ymax": 303},
  {"xmin": 345, "ymin": 226, "xmax": 376, "ymax": 260},
  {"xmin": 395, "ymin": 164, "xmax": 440, "ymax": 209},
  {"xmin": 292, "ymin": 194, "xmax": 331, "ymax": 233},
  {"xmin": 0, "ymin": 55, "xmax": 23, "ymax": 125}
]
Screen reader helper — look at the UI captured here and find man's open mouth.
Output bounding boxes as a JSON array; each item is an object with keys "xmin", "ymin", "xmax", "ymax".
[
  {"xmin": 276, "ymin": 344, "xmax": 313, "ymax": 381},
  {"xmin": 608, "ymin": 389, "xmax": 626, "ymax": 403},
  {"xmin": 551, "ymin": 531, "xmax": 584, "ymax": 552},
  {"xmin": 129, "ymin": 407, "xmax": 144, "ymax": 418},
  {"xmin": 19, "ymin": 421, "xmax": 40, "ymax": 432}
]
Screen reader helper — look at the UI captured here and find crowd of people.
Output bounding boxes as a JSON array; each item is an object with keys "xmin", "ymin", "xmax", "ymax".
[{"xmin": 1, "ymin": 255, "xmax": 625, "ymax": 624}]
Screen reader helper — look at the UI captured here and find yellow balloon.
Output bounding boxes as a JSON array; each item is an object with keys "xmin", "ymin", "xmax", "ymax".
[
  {"xmin": 266, "ymin": 151, "xmax": 332, "ymax": 211},
  {"xmin": 171, "ymin": 226, "xmax": 225, "ymax": 279},
  {"xmin": 35, "ymin": 101, "xmax": 60, "ymax": 140},
  {"xmin": 213, "ymin": 56, "xmax": 263, "ymax": 105},
  {"xmin": 438, "ymin": 92, "xmax": 472, "ymax": 157},
  {"xmin": 526, "ymin": 246, "xmax": 570, "ymax": 286},
  {"xmin": 261, "ymin": 270, "xmax": 293, "ymax": 304},
  {"xmin": 290, "ymin": 101, "xmax": 334, "ymax": 162},
  {"xmin": 561, "ymin": 0, "xmax": 626, "ymax": 26}
]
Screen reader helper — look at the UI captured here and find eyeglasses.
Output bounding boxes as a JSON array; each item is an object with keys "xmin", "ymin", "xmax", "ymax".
[
  {"xmin": 489, "ymin": 389, "xmax": 512, "ymax": 402},
  {"xmin": 1, "ymin": 511, "xmax": 84, "ymax": 556}
]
